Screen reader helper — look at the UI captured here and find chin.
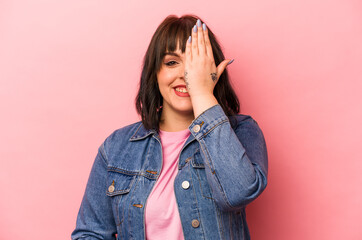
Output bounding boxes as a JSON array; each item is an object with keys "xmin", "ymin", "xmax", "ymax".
[
  {"xmin": 172, "ymin": 104, "xmax": 193, "ymax": 115},
  {"xmin": 175, "ymin": 105, "xmax": 193, "ymax": 113}
]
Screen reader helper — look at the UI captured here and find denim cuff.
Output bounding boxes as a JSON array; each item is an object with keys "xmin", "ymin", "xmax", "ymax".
[{"xmin": 188, "ymin": 104, "xmax": 229, "ymax": 140}]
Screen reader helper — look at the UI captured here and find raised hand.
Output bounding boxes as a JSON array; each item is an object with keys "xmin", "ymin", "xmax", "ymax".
[{"xmin": 184, "ymin": 19, "xmax": 232, "ymax": 118}]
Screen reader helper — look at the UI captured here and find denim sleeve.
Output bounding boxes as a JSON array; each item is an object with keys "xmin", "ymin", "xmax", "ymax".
[
  {"xmin": 71, "ymin": 143, "xmax": 117, "ymax": 240},
  {"xmin": 188, "ymin": 104, "xmax": 268, "ymax": 211}
]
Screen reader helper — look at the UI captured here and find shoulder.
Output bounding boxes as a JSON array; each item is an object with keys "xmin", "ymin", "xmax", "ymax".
[
  {"xmin": 105, "ymin": 121, "xmax": 143, "ymax": 143},
  {"xmin": 228, "ymin": 113, "xmax": 267, "ymax": 153},
  {"xmin": 99, "ymin": 121, "xmax": 143, "ymax": 158},
  {"xmin": 229, "ymin": 113, "xmax": 265, "ymax": 141},
  {"xmin": 229, "ymin": 113, "xmax": 260, "ymax": 128}
]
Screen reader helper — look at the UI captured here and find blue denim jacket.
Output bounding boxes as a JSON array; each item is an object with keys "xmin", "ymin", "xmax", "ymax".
[{"xmin": 71, "ymin": 104, "xmax": 268, "ymax": 240}]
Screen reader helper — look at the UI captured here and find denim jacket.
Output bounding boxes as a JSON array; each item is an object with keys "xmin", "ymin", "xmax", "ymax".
[{"xmin": 71, "ymin": 104, "xmax": 268, "ymax": 240}]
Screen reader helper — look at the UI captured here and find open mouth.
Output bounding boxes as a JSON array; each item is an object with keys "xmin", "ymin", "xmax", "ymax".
[{"xmin": 173, "ymin": 85, "xmax": 190, "ymax": 97}]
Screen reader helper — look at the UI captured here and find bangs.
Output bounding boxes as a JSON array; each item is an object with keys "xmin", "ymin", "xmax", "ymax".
[
  {"xmin": 152, "ymin": 15, "xmax": 197, "ymax": 72},
  {"xmin": 158, "ymin": 17, "xmax": 196, "ymax": 55}
]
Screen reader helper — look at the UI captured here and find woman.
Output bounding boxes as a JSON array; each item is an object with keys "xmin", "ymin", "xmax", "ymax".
[{"xmin": 72, "ymin": 14, "xmax": 268, "ymax": 240}]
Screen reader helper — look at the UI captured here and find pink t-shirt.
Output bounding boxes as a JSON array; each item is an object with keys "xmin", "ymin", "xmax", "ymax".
[{"xmin": 145, "ymin": 128, "xmax": 190, "ymax": 240}]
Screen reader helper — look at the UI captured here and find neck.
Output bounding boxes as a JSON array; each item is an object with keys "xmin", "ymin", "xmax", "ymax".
[{"xmin": 159, "ymin": 107, "xmax": 194, "ymax": 132}]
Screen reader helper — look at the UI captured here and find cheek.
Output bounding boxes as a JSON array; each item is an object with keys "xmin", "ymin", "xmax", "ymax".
[
  {"xmin": 157, "ymin": 67, "xmax": 175, "ymax": 85},
  {"xmin": 157, "ymin": 70, "xmax": 170, "ymax": 85},
  {"xmin": 157, "ymin": 73, "xmax": 173, "ymax": 94},
  {"xmin": 157, "ymin": 72, "xmax": 168, "ymax": 97}
]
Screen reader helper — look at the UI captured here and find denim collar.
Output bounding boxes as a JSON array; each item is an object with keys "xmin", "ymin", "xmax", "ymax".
[{"xmin": 129, "ymin": 123, "xmax": 157, "ymax": 141}]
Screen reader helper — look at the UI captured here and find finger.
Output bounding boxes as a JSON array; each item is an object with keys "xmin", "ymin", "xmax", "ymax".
[
  {"xmin": 185, "ymin": 35, "xmax": 192, "ymax": 61},
  {"xmin": 202, "ymin": 23, "xmax": 214, "ymax": 58},
  {"xmin": 197, "ymin": 19, "xmax": 206, "ymax": 56},
  {"xmin": 191, "ymin": 24, "xmax": 198, "ymax": 55},
  {"xmin": 216, "ymin": 59, "xmax": 232, "ymax": 80}
]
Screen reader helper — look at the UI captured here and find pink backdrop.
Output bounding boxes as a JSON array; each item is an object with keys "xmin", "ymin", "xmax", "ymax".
[{"xmin": 1, "ymin": 0, "xmax": 361, "ymax": 239}]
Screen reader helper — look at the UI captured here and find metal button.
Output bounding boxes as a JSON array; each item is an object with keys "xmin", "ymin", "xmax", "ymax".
[
  {"xmin": 191, "ymin": 219, "xmax": 200, "ymax": 228},
  {"xmin": 108, "ymin": 180, "xmax": 115, "ymax": 193},
  {"xmin": 181, "ymin": 180, "xmax": 190, "ymax": 189},
  {"xmin": 108, "ymin": 185, "xmax": 115, "ymax": 193},
  {"xmin": 193, "ymin": 124, "xmax": 201, "ymax": 133}
]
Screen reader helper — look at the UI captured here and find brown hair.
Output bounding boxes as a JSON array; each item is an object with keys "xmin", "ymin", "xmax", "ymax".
[{"xmin": 135, "ymin": 14, "xmax": 240, "ymax": 131}]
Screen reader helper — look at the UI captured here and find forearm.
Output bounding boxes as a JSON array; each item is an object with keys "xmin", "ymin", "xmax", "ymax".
[{"xmin": 188, "ymin": 105, "xmax": 268, "ymax": 210}]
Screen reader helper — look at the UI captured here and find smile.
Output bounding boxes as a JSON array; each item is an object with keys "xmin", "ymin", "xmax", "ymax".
[
  {"xmin": 173, "ymin": 85, "xmax": 190, "ymax": 97},
  {"xmin": 175, "ymin": 87, "xmax": 188, "ymax": 93}
]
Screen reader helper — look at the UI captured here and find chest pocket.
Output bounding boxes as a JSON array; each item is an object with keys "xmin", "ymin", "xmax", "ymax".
[
  {"xmin": 106, "ymin": 167, "xmax": 138, "ymax": 226},
  {"xmin": 106, "ymin": 168, "xmax": 137, "ymax": 196},
  {"xmin": 191, "ymin": 149, "xmax": 214, "ymax": 199}
]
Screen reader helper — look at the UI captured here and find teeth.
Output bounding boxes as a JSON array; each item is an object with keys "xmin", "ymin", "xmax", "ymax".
[{"xmin": 175, "ymin": 87, "xmax": 188, "ymax": 93}]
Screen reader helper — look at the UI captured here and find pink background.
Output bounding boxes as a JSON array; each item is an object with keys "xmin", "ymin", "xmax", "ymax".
[{"xmin": 1, "ymin": 0, "xmax": 361, "ymax": 239}]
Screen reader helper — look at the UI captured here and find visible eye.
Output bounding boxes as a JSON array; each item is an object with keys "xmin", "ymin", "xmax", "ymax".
[{"xmin": 165, "ymin": 61, "xmax": 178, "ymax": 66}]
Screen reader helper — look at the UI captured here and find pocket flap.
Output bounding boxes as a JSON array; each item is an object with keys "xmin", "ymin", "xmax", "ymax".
[{"xmin": 106, "ymin": 168, "xmax": 136, "ymax": 197}]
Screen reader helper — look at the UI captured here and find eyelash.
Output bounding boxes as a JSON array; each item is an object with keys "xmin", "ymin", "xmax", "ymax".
[{"xmin": 165, "ymin": 61, "xmax": 178, "ymax": 66}]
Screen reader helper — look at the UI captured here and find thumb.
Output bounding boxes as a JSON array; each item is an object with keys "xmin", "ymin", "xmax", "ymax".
[{"xmin": 216, "ymin": 59, "xmax": 234, "ymax": 79}]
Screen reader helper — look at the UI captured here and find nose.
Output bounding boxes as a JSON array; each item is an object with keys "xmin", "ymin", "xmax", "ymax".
[{"xmin": 178, "ymin": 64, "xmax": 185, "ymax": 80}]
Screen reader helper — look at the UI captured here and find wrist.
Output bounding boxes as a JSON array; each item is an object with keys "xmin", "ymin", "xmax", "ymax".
[{"xmin": 190, "ymin": 94, "xmax": 218, "ymax": 118}]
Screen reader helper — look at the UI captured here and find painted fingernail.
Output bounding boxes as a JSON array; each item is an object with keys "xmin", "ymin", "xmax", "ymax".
[
  {"xmin": 227, "ymin": 59, "xmax": 235, "ymax": 65},
  {"xmin": 193, "ymin": 25, "xmax": 197, "ymax": 33},
  {"xmin": 188, "ymin": 36, "xmax": 191, "ymax": 43},
  {"xmin": 197, "ymin": 19, "xmax": 202, "ymax": 27},
  {"xmin": 202, "ymin": 23, "xmax": 207, "ymax": 31}
]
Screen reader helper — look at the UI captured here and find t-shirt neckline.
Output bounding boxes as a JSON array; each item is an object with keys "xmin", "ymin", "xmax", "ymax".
[{"xmin": 159, "ymin": 128, "xmax": 190, "ymax": 143}]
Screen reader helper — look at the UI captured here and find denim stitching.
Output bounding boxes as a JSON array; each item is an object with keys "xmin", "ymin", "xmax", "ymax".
[
  {"xmin": 199, "ymin": 141, "xmax": 216, "ymax": 174},
  {"xmin": 98, "ymin": 143, "xmax": 108, "ymax": 165},
  {"xmin": 108, "ymin": 167, "xmax": 139, "ymax": 176},
  {"xmin": 127, "ymin": 175, "xmax": 141, "ymax": 239},
  {"xmin": 189, "ymin": 164, "xmax": 206, "ymax": 240},
  {"xmin": 129, "ymin": 123, "xmax": 156, "ymax": 141},
  {"xmin": 199, "ymin": 119, "xmax": 229, "ymax": 140},
  {"xmin": 115, "ymin": 195, "xmax": 123, "ymax": 227},
  {"xmin": 127, "ymin": 137, "xmax": 155, "ymax": 239},
  {"xmin": 194, "ymin": 119, "xmax": 220, "ymax": 139},
  {"xmin": 199, "ymin": 141, "xmax": 237, "ymax": 210},
  {"xmin": 195, "ymin": 168, "xmax": 213, "ymax": 200},
  {"xmin": 107, "ymin": 167, "xmax": 158, "ymax": 180},
  {"xmin": 200, "ymin": 119, "xmax": 242, "ymax": 210},
  {"xmin": 129, "ymin": 123, "xmax": 142, "ymax": 140},
  {"xmin": 106, "ymin": 174, "xmax": 136, "ymax": 196}
]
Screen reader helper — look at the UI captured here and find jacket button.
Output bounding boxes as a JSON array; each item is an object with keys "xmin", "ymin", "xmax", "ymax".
[
  {"xmin": 108, "ymin": 185, "xmax": 115, "ymax": 193},
  {"xmin": 192, "ymin": 125, "xmax": 201, "ymax": 133},
  {"xmin": 181, "ymin": 181, "xmax": 190, "ymax": 189},
  {"xmin": 191, "ymin": 219, "xmax": 200, "ymax": 228}
]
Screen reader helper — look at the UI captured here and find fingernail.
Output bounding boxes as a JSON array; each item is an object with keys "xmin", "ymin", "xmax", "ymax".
[
  {"xmin": 227, "ymin": 59, "xmax": 234, "ymax": 65},
  {"xmin": 202, "ymin": 23, "xmax": 207, "ymax": 31},
  {"xmin": 197, "ymin": 19, "xmax": 202, "ymax": 27},
  {"xmin": 188, "ymin": 36, "xmax": 191, "ymax": 43},
  {"xmin": 193, "ymin": 25, "xmax": 197, "ymax": 33}
]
